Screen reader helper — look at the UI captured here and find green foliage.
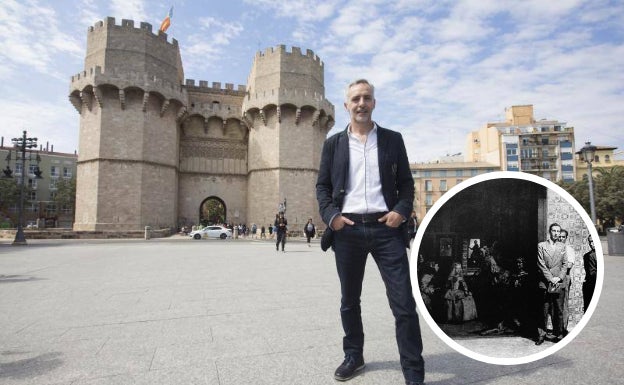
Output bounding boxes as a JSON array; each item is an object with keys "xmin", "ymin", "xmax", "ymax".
[
  {"xmin": 559, "ymin": 165, "xmax": 624, "ymax": 222},
  {"xmin": 594, "ymin": 166, "xmax": 624, "ymax": 222},
  {"xmin": 53, "ymin": 177, "xmax": 76, "ymax": 212},
  {"xmin": 201, "ymin": 198, "xmax": 225, "ymax": 225},
  {"xmin": 0, "ymin": 177, "xmax": 20, "ymax": 210}
]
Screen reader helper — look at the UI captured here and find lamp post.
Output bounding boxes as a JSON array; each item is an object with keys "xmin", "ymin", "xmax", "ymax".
[
  {"xmin": 581, "ymin": 141, "xmax": 597, "ymax": 226},
  {"xmin": 10, "ymin": 131, "xmax": 39, "ymax": 245}
]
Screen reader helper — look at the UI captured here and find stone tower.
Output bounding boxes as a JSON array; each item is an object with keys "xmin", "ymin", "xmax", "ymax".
[
  {"xmin": 69, "ymin": 18, "xmax": 335, "ymax": 233},
  {"xmin": 243, "ymin": 45, "xmax": 334, "ymax": 229},
  {"xmin": 69, "ymin": 18, "xmax": 186, "ymax": 231}
]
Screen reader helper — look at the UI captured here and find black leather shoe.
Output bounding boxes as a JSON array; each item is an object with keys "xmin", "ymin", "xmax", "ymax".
[
  {"xmin": 334, "ymin": 355, "xmax": 365, "ymax": 381},
  {"xmin": 535, "ymin": 336, "xmax": 545, "ymax": 345},
  {"xmin": 406, "ymin": 381, "xmax": 424, "ymax": 385}
]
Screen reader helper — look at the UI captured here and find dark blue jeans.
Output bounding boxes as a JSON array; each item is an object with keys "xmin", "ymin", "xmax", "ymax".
[{"xmin": 334, "ymin": 221, "xmax": 425, "ymax": 382}]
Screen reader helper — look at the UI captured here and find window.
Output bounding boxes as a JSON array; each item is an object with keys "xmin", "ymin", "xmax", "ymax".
[
  {"xmin": 49, "ymin": 178, "xmax": 58, "ymax": 190},
  {"xmin": 470, "ymin": 169, "xmax": 479, "ymax": 176},
  {"xmin": 440, "ymin": 180, "xmax": 447, "ymax": 191},
  {"xmin": 594, "ymin": 155, "xmax": 600, "ymax": 162},
  {"xmin": 28, "ymin": 178, "xmax": 37, "ymax": 189},
  {"xmin": 605, "ymin": 155, "xmax": 611, "ymax": 163},
  {"xmin": 506, "ymin": 148, "xmax": 517, "ymax": 156},
  {"xmin": 456, "ymin": 179, "xmax": 463, "ymax": 185},
  {"xmin": 425, "ymin": 194, "xmax": 433, "ymax": 206},
  {"xmin": 50, "ymin": 191, "xmax": 57, "ymax": 200},
  {"xmin": 15, "ymin": 163, "xmax": 23, "ymax": 175},
  {"xmin": 63, "ymin": 167, "xmax": 72, "ymax": 178},
  {"xmin": 455, "ymin": 170, "xmax": 463, "ymax": 177},
  {"xmin": 28, "ymin": 191, "xmax": 37, "ymax": 201},
  {"xmin": 28, "ymin": 164, "xmax": 38, "ymax": 175},
  {"xmin": 439, "ymin": 170, "xmax": 447, "ymax": 177},
  {"xmin": 541, "ymin": 137, "xmax": 549, "ymax": 145},
  {"xmin": 425, "ymin": 180, "xmax": 432, "ymax": 192},
  {"xmin": 50, "ymin": 166, "xmax": 59, "ymax": 177},
  {"xmin": 423, "ymin": 170, "xmax": 432, "ymax": 177}
]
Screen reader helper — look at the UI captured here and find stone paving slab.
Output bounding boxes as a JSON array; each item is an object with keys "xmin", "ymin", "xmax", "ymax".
[{"xmin": 0, "ymin": 237, "xmax": 622, "ymax": 384}]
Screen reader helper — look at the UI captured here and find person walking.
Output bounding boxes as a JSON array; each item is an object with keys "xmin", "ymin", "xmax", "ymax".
[
  {"xmin": 304, "ymin": 218, "xmax": 316, "ymax": 247},
  {"xmin": 275, "ymin": 212, "xmax": 288, "ymax": 252},
  {"xmin": 316, "ymin": 79, "xmax": 425, "ymax": 385}
]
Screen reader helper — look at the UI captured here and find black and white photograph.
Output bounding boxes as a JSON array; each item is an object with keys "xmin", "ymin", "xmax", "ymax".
[{"xmin": 414, "ymin": 173, "xmax": 602, "ymax": 362}]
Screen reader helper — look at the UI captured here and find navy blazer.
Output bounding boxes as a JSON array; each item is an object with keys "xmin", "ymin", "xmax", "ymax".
[{"xmin": 316, "ymin": 125, "xmax": 415, "ymax": 227}]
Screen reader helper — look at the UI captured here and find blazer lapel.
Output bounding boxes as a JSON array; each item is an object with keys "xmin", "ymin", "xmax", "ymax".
[
  {"xmin": 336, "ymin": 128, "xmax": 349, "ymax": 188},
  {"xmin": 376, "ymin": 126, "xmax": 388, "ymax": 179}
]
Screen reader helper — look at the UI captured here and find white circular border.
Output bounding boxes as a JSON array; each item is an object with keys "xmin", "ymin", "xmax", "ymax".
[{"xmin": 410, "ymin": 171, "xmax": 605, "ymax": 365}]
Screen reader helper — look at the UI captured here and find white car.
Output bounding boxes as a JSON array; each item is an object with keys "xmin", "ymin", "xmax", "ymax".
[{"xmin": 189, "ymin": 226, "xmax": 232, "ymax": 240}]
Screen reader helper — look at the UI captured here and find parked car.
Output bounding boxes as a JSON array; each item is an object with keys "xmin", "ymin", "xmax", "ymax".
[{"xmin": 189, "ymin": 226, "xmax": 232, "ymax": 240}]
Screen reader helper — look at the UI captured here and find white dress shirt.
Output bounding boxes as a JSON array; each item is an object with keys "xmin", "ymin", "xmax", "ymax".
[{"xmin": 341, "ymin": 123, "xmax": 389, "ymax": 214}]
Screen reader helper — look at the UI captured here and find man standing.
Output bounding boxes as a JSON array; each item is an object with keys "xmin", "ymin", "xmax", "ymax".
[
  {"xmin": 316, "ymin": 79, "xmax": 425, "ymax": 385},
  {"xmin": 536, "ymin": 223, "xmax": 567, "ymax": 345},
  {"xmin": 583, "ymin": 236, "xmax": 597, "ymax": 312}
]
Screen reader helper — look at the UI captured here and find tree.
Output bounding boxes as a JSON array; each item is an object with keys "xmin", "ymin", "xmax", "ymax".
[
  {"xmin": 594, "ymin": 166, "xmax": 624, "ymax": 225},
  {"xmin": 0, "ymin": 177, "xmax": 20, "ymax": 210},
  {"xmin": 559, "ymin": 165, "xmax": 624, "ymax": 226},
  {"xmin": 53, "ymin": 177, "xmax": 77, "ymax": 214}
]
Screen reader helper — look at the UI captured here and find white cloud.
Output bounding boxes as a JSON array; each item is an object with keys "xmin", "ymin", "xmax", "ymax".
[
  {"xmin": 0, "ymin": 0, "xmax": 83, "ymax": 79},
  {"xmin": 181, "ymin": 17, "xmax": 244, "ymax": 76},
  {"xmin": 0, "ymin": 99, "xmax": 79, "ymax": 154},
  {"xmin": 109, "ymin": 0, "xmax": 148, "ymax": 22}
]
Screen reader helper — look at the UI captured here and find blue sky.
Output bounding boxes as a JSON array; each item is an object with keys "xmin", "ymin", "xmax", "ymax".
[{"xmin": 0, "ymin": 0, "xmax": 622, "ymax": 162}]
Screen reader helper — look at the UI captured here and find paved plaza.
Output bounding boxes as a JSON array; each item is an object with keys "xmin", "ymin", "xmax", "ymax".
[{"xmin": 1, "ymin": 236, "xmax": 622, "ymax": 385}]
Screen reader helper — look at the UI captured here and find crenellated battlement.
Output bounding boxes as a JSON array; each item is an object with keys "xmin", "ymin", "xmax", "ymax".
[
  {"xmin": 247, "ymin": 87, "xmax": 329, "ymax": 103},
  {"xmin": 88, "ymin": 17, "xmax": 178, "ymax": 47},
  {"xmin": 255, "ymin": 45, "xmax": 323, "ymax": 66},
  {"xmin": 184, "ymin": 79, "xmax": 246, "ymax": 93},
  {"xmin": 69, "ymin": 66, "xmax": 186, "ymax": 103}
]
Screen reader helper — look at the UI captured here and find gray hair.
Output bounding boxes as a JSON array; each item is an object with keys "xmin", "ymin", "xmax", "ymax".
[{"xmin": 345, "ymin": 79, "xmax": 375, "ymax": 102}]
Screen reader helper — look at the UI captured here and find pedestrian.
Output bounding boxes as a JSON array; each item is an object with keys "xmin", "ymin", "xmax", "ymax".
[
  {"xmin": 260, "ymin": 225, "xmax": 266, "ymax": 239},
  {"xmin": 304, "ymin": 218, "xmax": 316, "ymax": 247},
  {"xmin": 275, "ymin": 212, "xmax": 288, "ymax": 252},
  {"xmin": 316, "ymin": 79, "xmax": 425, "ymax": 385}
]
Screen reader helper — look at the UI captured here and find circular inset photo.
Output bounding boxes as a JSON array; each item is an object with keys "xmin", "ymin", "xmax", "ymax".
[{"xmin": 411, "ymin": 171, "xmax": 603, "ymax": 365}]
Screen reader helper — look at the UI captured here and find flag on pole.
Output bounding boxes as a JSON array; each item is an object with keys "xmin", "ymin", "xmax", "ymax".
[{"xmin": 159, "ymin": 6, "xmax": 173, "ymax": 33}]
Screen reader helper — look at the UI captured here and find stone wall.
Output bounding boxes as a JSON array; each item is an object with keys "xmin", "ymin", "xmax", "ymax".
[{"xmin": 546, "ymin": 189, "xmax": 592, "ymax": 328}]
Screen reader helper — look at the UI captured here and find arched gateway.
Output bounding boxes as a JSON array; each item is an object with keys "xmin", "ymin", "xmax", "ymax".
[{"xmin": 200, "ymin": 197, "xmax": 226, "ymax": 226}]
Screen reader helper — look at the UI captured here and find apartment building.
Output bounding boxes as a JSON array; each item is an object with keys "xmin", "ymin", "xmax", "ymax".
[
  {"xmin": 411, "ymin": 156, "xmax": 499, "ymax": 221},
  {"xmin": 1, "ymin": 141, "xmax": 77, "ymax": 228},
  {"xmin": 466, "ymin": 105, "xmax": 576, "ymax": 182}
]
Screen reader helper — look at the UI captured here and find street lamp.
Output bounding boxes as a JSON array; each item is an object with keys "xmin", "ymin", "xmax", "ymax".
[
  {"xmin": 8, "ymin": 130, "xmax": 41, "ymax": 245},
  {"xmin": 581, "ymin": 141, "xmax": 597, "ymax": 226}
]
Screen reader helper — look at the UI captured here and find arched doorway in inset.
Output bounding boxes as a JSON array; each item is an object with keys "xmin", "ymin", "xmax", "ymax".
[{"xmin": 200, "ymin": 196, "xmax": 226, "ymax": 226}]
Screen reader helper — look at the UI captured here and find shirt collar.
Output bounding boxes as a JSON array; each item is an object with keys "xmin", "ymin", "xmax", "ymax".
[{"xmin": 347, "ymin": 122, "xmax": 377, "ymax": 137}]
